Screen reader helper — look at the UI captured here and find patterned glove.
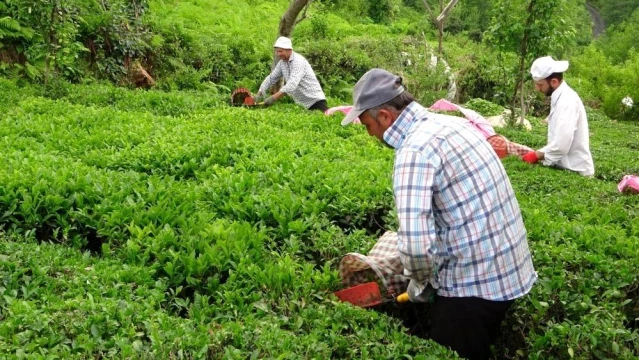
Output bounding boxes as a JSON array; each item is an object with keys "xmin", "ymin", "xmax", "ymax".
[
  {"xmin": 264, "ymin": 96, "xmax": 276, "ymax": 107},
  {"xmin": 407, "ymin": 279, "xmax": 432, "ymax": 303}
]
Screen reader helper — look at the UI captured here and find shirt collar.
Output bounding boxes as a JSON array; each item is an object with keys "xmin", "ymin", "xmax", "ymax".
[
  {"xmin": 383, "ymin": 101, "xmax": 429, "ymax": 149},
  {"xmin": 287, "ymin": 52, "xmax": 297, "ymax": 63},
  {"xmin": 551, "ymin": 81, "xmax": 568, "ymax": 105}
]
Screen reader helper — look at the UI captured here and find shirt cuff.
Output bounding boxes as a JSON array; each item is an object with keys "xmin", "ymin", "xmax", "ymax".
[
  {"xmin": 403, "ymin": 267, "xmax": 428, "ymax": 283},
  {"xmin": 279, "ymin": 85, "xmax": 293, "ymax": 94}
]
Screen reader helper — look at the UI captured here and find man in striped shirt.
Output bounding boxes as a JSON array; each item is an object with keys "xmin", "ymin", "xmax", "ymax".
[
  {"xmin": 341, "ymin": 69, "xmax": 537, "ymax": 360},
  {"xmin": 255, "ymin": 37, "xmax": 328, "ymax": 111}
]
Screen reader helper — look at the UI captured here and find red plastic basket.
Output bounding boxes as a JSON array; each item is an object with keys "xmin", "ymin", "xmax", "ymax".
[
  {"xmin": 333, "ymin": 282, "xmax": 384, "ymax": 308},
  {"xmin": 231, "ymin": 88, "xmax": 254, "ymax": 106}
]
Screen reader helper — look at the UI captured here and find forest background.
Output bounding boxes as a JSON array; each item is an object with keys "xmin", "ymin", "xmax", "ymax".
[{"xmin": 1, "ymin": 0, "xmax": 639, "ymax": 120}]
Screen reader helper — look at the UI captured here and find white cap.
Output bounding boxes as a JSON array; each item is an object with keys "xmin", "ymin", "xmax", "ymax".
[
  {"xmin": 273, "ymin": 36, "xmax": 293, "ymax": 50},
  {"xmin": 530, "ymin": 56, "xmax": 569, "ymax": 81}
]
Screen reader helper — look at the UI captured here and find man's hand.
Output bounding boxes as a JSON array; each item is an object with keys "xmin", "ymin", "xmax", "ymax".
[
  {"xmin": 264, "ymin": 96, "xmax": 276, "ymax": 107},
  {"xmin": 522, "ymin": 151, "xmax": 539, "ymax": 164},
  {"xmin": 407, "ymin": 279, "xmax": 432, "ymax": 303},
  {"xmin": 254, "ymin": 91, "xmax": 264, "ymax": 103}
]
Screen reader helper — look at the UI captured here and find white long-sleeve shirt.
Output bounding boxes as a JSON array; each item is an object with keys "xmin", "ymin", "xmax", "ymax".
[
  {"xmin": 258, "ymin": 52, "xmax": 325, "ymax": 109},
  {"xmin": 540, "ymin": 82, "xmax": 594, "ymax": 176}
]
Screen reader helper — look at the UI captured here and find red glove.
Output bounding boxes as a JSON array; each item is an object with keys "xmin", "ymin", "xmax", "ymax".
[{"xmin": 522, "ymin": 151, "xmax": 539, "ymax": 164}]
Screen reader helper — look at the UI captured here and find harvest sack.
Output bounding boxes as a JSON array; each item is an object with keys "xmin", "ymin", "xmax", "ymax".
[
  {"xmin": 618, "ymin": 175, "xmax": 639, "ymax": 194},
  {"xmin": 325, "ymin": 105, "xmax": 360, "ymax": 124},
  {"xmin": 328, "ymin": 100, "xmax": 533, "ymax": 159},
  {"xmin": 339, "ymin": 231, "xmax": 409, "ymax": 297},
  {"xmin": 430, "ymin": 99, "xmax": 496, "ymax": 139}
]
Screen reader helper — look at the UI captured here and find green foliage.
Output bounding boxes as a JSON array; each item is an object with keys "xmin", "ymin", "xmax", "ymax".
[
  {"xmin": 570, "ymin": 45, "xmax": 639, "ymax": 121},
  {"xmin": 464, "ymin": 98, "xmax": 505, "ymax": 116},
  {"xmin": 367, "ymin": 0, "xmax": 401, "ymax": 24},
  {"xmin": 0, "ymin": 78, "xmax": 637, "ymax": 358},
  {"xmin": 595, "ymin": 8, "xmax": 639, "ymax": 64},
  {"xmin": 568, "ymin": 0, "xmax": 594, "ymax": 46},
  {"xmin": 450, "ymin": 43, "xmax": 519, "ymax": 104},
  {"xmin": 0, "ymin": 233, "xmax": 222, "ymax": 358},
  {"xmin": 300, "ymin": 36, "xmax": 449, "ymax": 103},
  {"xmin": 300, "ymin": 39, "xmax": 371, "ymax": 100},
  {"xmin": 0, "ymin": 0, "xmax": 616, "ymax": 112},
  {"xmin": 0, "ymin": 16, "xmax": 34, "ymax": 41},
  {"xmin": 0, "ymin": 0, "xmax": 149, "ymax": 83},
  {"xmin": 79, "ymin": 0, "xmax": 151, "ymax": 82},
  {"xmin": 0, "ymin": 80, "xmax": 466, "ymax": 358},
  {"xmin": 319, "ymin": 0, "xmax": 370, "ymax": 19},
  {"xmin": 482, "ymin": 0, "xmax": 578, "ymax": 117},
  {"xmin": 143, "ymin": 0, "xmax": 281, "ymax": 90},
  {"xmin": 588, "ymin": 0, "xmax": 639, "ymax": 27},
  {"xmin": 450, "ymin": 0, "xmax": 494, "ymax": 40},
  {"xmin": 1, "ymin": 0, "xmax": 87, "ymax": 81}
]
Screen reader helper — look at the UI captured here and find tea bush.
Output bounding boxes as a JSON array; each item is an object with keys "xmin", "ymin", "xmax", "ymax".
[{"xmin": 0, "ymin": 79, "xmax": 637, "ymax": 358}]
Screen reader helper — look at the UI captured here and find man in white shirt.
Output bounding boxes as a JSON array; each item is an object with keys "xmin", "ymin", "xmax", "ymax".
[
  {"xmin": 522, "ymin": 56, "xmax": 595, "ymax": 177},
  {"xmin": 255, "ymin": 37, "xmax": 328, "ymax": 111}
]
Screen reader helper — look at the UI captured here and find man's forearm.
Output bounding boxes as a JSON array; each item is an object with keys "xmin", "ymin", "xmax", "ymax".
[{"xmin": 272, "ymin": 91, "xmax": 286, "ymax": 100}]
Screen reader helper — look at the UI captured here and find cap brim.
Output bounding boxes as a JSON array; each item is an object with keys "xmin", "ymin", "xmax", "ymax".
[
  {"xmin": 554, "ymin": 61, "xmax": 569, "ymax": 73},
  {"xmin": 341, "ymin": 108, "xmax": 364, "ymax": 126}
]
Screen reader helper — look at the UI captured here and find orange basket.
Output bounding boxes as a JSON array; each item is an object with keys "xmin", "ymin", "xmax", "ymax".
[
  {"xmin": 231, "ymin": 88, "xmax": 255, "ymax": 106},
  {"xmin": 333, "ymin": 282, "xmax": 384, "ymax": 308}
]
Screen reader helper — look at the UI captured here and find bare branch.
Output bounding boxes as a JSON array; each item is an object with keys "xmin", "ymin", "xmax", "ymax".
[
  {"xmin": 294, "ymin": 0, "xmax": 313, "ymax": 26},
  {"xmin": 422, "ymin": 0, "xmax": 435, "ymax": 20},
  {"xmin": 436, "ymin": 0, "xmax": 460, "ymax": 22}
]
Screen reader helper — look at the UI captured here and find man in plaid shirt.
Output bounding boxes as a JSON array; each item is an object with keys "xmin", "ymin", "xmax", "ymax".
[
  {"xmin": 255, "ymin": 37, "xmax": 327, "ymax": 111},
  {"xmin": 342, "ymin": 69, "xmax": 537, "ymax": 360}
]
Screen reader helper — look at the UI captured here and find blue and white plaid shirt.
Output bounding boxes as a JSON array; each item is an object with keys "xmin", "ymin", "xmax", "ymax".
[
  {"xmin": 258, "ymin": 52, "xmax": 325, "ymax": 109},
  {"xmin": 385, "ymin": 102, "xmax": 537, "ymax": 301}
]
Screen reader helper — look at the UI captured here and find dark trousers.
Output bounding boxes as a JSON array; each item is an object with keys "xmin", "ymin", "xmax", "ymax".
[
  {"xmin": 427, "ymin": 295, "xmax": 513, "ymax": 360},
  {"xmin": 309, "ymin": 99, "xmax": 328, "ymax": 112}
]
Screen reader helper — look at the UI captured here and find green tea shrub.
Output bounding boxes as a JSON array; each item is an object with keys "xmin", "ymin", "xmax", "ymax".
[
  {"xmin": 367, "ymin": 0, "xmax": 401, "ymax": 24},
  {"xmin": 464, "ymin": 98, "xmax": 505, "ymax": 116},
  {"xmin": 571, "ymin": 46, "xmax": 639, "ymax": 120},
  {"xmin": 302, "ymin": 36, "xmax": 450, "ymax": 103},
  {"xmin": 455, "ymin": 50, "xmax": 518, "ymax": 104},
  {"xmin": 300, "ymin": 39, "xmax": 376, "ymax": 100},
  {"xmin": 0, "ymin": 79, "xmax": 637, "ymax": 358}
]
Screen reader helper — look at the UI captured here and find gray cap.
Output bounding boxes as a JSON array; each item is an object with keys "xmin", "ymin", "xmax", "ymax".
[{"xmin": 341, "ymin": 68, "xmax": 405, "ymax": 126}]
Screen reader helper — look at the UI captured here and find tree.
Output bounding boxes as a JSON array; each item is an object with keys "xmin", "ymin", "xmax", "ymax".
[
  {"xmin": 278, "ymin": 0, "xmax": 312, "ymax": 40},
  {"xmin": 484, "ymin": 0, "xmax": 575, "ymax": 125},
  {"xmin": 0, "ymin": 0, "xmax": 87, "ymax": 83},
  {"xmin": 421, "ymin": 0, "xmax": 459, "ymax": 54},
  {"xmin": 269, "ymin": 0, "xmax": 313, "ymax": 90}
]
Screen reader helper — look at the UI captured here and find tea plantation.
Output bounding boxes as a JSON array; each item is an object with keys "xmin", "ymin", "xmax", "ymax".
[{"xmin": 0, "ymin": 79, "xmax": 637, "ymax": 359}]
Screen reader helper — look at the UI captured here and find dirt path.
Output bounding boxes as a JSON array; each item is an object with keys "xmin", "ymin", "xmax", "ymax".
[{"xmin": 586, "ymin": 2, "xmax": 605, "ymax": 38}]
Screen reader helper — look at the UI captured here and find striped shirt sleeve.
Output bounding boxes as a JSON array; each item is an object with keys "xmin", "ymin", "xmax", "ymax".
[
  {"xmin": 393, "ymin": 149, "xmax": 438, "ymax": 283},
  {"xmin": 258, "ymin": 61, "xmax": 283, "ymax": 94},
  {"xmin": 280, "ymin": 58, "xmax": 305, "ymax": 95}
]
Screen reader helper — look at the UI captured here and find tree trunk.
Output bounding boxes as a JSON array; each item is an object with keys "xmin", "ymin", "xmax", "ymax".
[
  {"xmin": 270, "ymin": 0, "xmax": 312, "ymax": 91},
  {"xmin": 511, "ymin": 0, "xmax": 536, "ymax": 126},
  {"xmin": 520, "ymin": 81, "xmax": 526, "ymax": 125},
  {"xmin": 278, "ymin": 0, "xmax": 311, "ymax": 39},
  {"xmin": 45, "ymin": 2, "xmax": 59, "ymax": 85},
  {"xmin": 438, "ymin": 0, "xmax": 443, "ymax": 55}
]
